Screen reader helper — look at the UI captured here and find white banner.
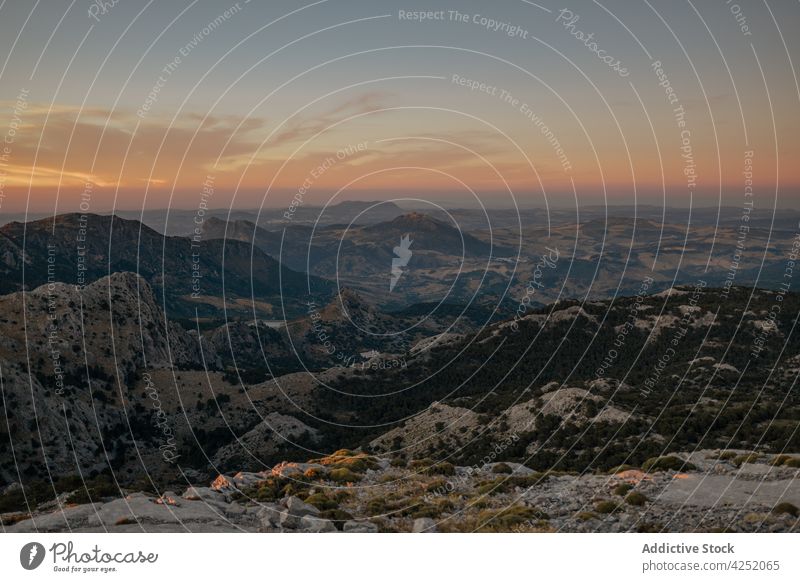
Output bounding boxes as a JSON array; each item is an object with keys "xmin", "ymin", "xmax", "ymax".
[{"xmin": 1, "ymin": 533, "xmax": 798, "ymax": 581}]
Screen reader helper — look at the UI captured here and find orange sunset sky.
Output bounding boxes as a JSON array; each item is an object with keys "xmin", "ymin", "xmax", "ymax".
[{"xmin": 1, "ymin": 0, "xmax": 798, "ymax": 213}]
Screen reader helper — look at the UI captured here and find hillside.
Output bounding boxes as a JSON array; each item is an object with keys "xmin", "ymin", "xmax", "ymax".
[{"xmin": 0, "ymin": 214, "xmax": 332, "ymax": 318}]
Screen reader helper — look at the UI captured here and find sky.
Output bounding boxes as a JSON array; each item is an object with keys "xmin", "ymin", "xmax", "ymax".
[{"xmin": 0, "ymin": 0, "xmax": 798, "ymax": 213}]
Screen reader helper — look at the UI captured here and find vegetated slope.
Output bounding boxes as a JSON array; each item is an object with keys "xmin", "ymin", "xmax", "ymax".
[
  {"xmin": 0, "ymin": 213, "xmax": 332, "ymax": 318},
  {"xmin": 309, "ymin": 286, "xmax": 800, "ymax": 471}
]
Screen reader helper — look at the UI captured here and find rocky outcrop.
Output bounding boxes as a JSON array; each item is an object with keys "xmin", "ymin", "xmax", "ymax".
[{"xmin": 7, "ymin": 449, "xmax": 798, "ymax": 533}]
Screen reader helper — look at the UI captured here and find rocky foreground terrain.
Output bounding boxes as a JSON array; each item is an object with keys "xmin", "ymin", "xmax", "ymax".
[{"xmin": 5, "ymin": 449, "xmax": 799, "ymax": 533}]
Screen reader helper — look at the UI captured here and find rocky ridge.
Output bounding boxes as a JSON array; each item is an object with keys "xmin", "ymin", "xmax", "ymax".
[{"xmin": 5, "ymin": 449, "xmax": 799, "ymax": 533}]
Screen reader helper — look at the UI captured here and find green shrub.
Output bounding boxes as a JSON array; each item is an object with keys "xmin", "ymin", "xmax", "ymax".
[
  {"xmin": 408, "ymin": 458, "xmax": 434, "ymax": 470},
  {"xmin": 576, "ymin": 511, "xmax": 597, "ymax": 521},
  {"xmin": 475, "ymin": 473, "xmax": 548, "ymax": 496},
  {"xmin": 642, "ymin": 456, "xmax": 696, "ymax": 472},
  {"xmin": 425, "ymin": 478, "xmax": 449, "ymax": 493},
  {"xmin": 784, "ymin": 458, "xmax": 800, "ymax": 468},
  {"xmin": 612, "ymin": 483, "xmax": 633, "ymax": 496},
  {"xmin": 303, "ymin": 467, "xmax": 327, "ymax": 479},
  {"xmin": 329, "ymin": 468, "xmax": 360, "ymax": 483},
  {"xmin": 313, "ymin": 450, "xmax": 378, "ymax": 473},
  {"xmin": 625, "ymin": 492, "xmax": 648, "ymax": 506},
  {"xmin": 606, "ymin": 464, "xmax": 636, "ymax": 474},
  {"xmin": 732, "ymin": 453, "xmax": 761, "ymax": 467},
  {"xmin": 304, "ymin": 493, "xmax": 338, "ymax": 511},
  {"xmin": 319, "ymin": 509, "xmax": 354, "ymax": 530},
  {"xmin": 769, "ymin": 455, "xmax": 792, "ymax": 466},
  {"xmin": 411, "ymin": 505, "xmax": 442, "ymax": 519},
  {"xmin": 425, "ymin": 462, "xmax": 456, "ymax": 476},
  {"xmin": 477, "ymin": 505, "xmax": 548, "ymax": 531},
  {"xmin": 715, "ymin": 451, "xmax": 737, "ymax": 461},
  {"xmin": 595, "ymin": 500, "xmax": 621, "ymax": 514},
  {"xmin": 65, "ymin": 477, "xmax": 121, "ymax": 505},
  {"xmin": 491, "ymin": 463, "xmax": 513, "ymax": 474},
  {"xmin": 771, "ymin": 502, "xmax": 799, "ymax": 517},
  {"xmin": 253, "ymin": 484, "xmax": 280, "ymax": 502},
  {"xmin": 366, "ymin": 498, "xmax": 388, "ymax": 516}
]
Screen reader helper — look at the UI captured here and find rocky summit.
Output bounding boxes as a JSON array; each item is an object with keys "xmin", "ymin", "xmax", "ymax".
[{"xmin": 5, "ymin": 449, "xmax": 799, "ymax": 533}]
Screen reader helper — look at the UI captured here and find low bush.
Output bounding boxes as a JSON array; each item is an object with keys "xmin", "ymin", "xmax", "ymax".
[
  {"xmin": 304, "ymin": 493, "xmax": 338, "ymax": 511},
  {"xmin": 594, "ymin": 500, "xmax": 621, "ymax": 514},
  {"xmin": 425, "ymin": 462, "xmax": 456, "ymax": 476},
  {"xmin": 769, "ymin": 454, "xmax": 792, "ymax": 466},
  {"xmin": 329, "ymin": 468, "xmax": 361, "ymax": 483},
  {"xmin": 771, "ymin": 502, "xmax": 799, "ymax": 517},
  {"xmin": 732, "ymin": 453, "xmax": 760, "ymax": 467},
  {"xmin": 642, "ymin": 456, "xmax": 696, "ymax": 472},
  {"xmin": 612, "ymin": 483, "xmax": 633, "ymax": 496},
  {"xmin": 475, "ymin": 473, "xmax": 548, "ymax": 495},
  {"xmin": 476, "ymin": 505, "xmax": 549, "ymax": 531},
  {"xmin": 714, "ymin": 451, "xmax": 737, "ymax": 461},
  {"xmin": 625, "ymin": 492, "xmax": 648, "ymax": 506},
  {"xmin": 319, "ymin": 509, "xmax": 354, "ymax": 530}
]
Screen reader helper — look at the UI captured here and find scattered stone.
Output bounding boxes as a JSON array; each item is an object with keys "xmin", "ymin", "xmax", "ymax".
[
  {"xmin": 300, "ymin": 515, "xmax": 337, "ymax": 532},
  {"xmin": 285, "ymin": 496, "xmax": 320, "ymax": 517}
]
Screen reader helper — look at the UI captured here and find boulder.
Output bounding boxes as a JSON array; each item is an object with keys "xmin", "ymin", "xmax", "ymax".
[
  {"xmin": 257, "ymin": 504, "xmax": 282, "ymax": 528},
  {"xmin": 182, "ymin": 486, "xmax": 223, "ymax": 502},
  {"xmin": 278, "ymin": 510, "xmax": 301, "ymax": 529},
  {"xmin": 300, "ymin": 515, "xmax": 337, "ymax": 532},
  {"xmin": 285, "ymin": 496, "xmax": 320, "ymax": 517}
]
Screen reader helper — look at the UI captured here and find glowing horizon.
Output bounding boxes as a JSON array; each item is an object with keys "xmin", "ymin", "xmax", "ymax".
[{"xmin": 1, "ymin": 1, "xmax": 798, "ymax": 213}]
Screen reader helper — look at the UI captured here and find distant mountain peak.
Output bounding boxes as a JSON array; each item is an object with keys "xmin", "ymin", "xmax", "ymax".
[{"xmin": 386, "ymin": 212, "xmax": 448, "ymax": 231}]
